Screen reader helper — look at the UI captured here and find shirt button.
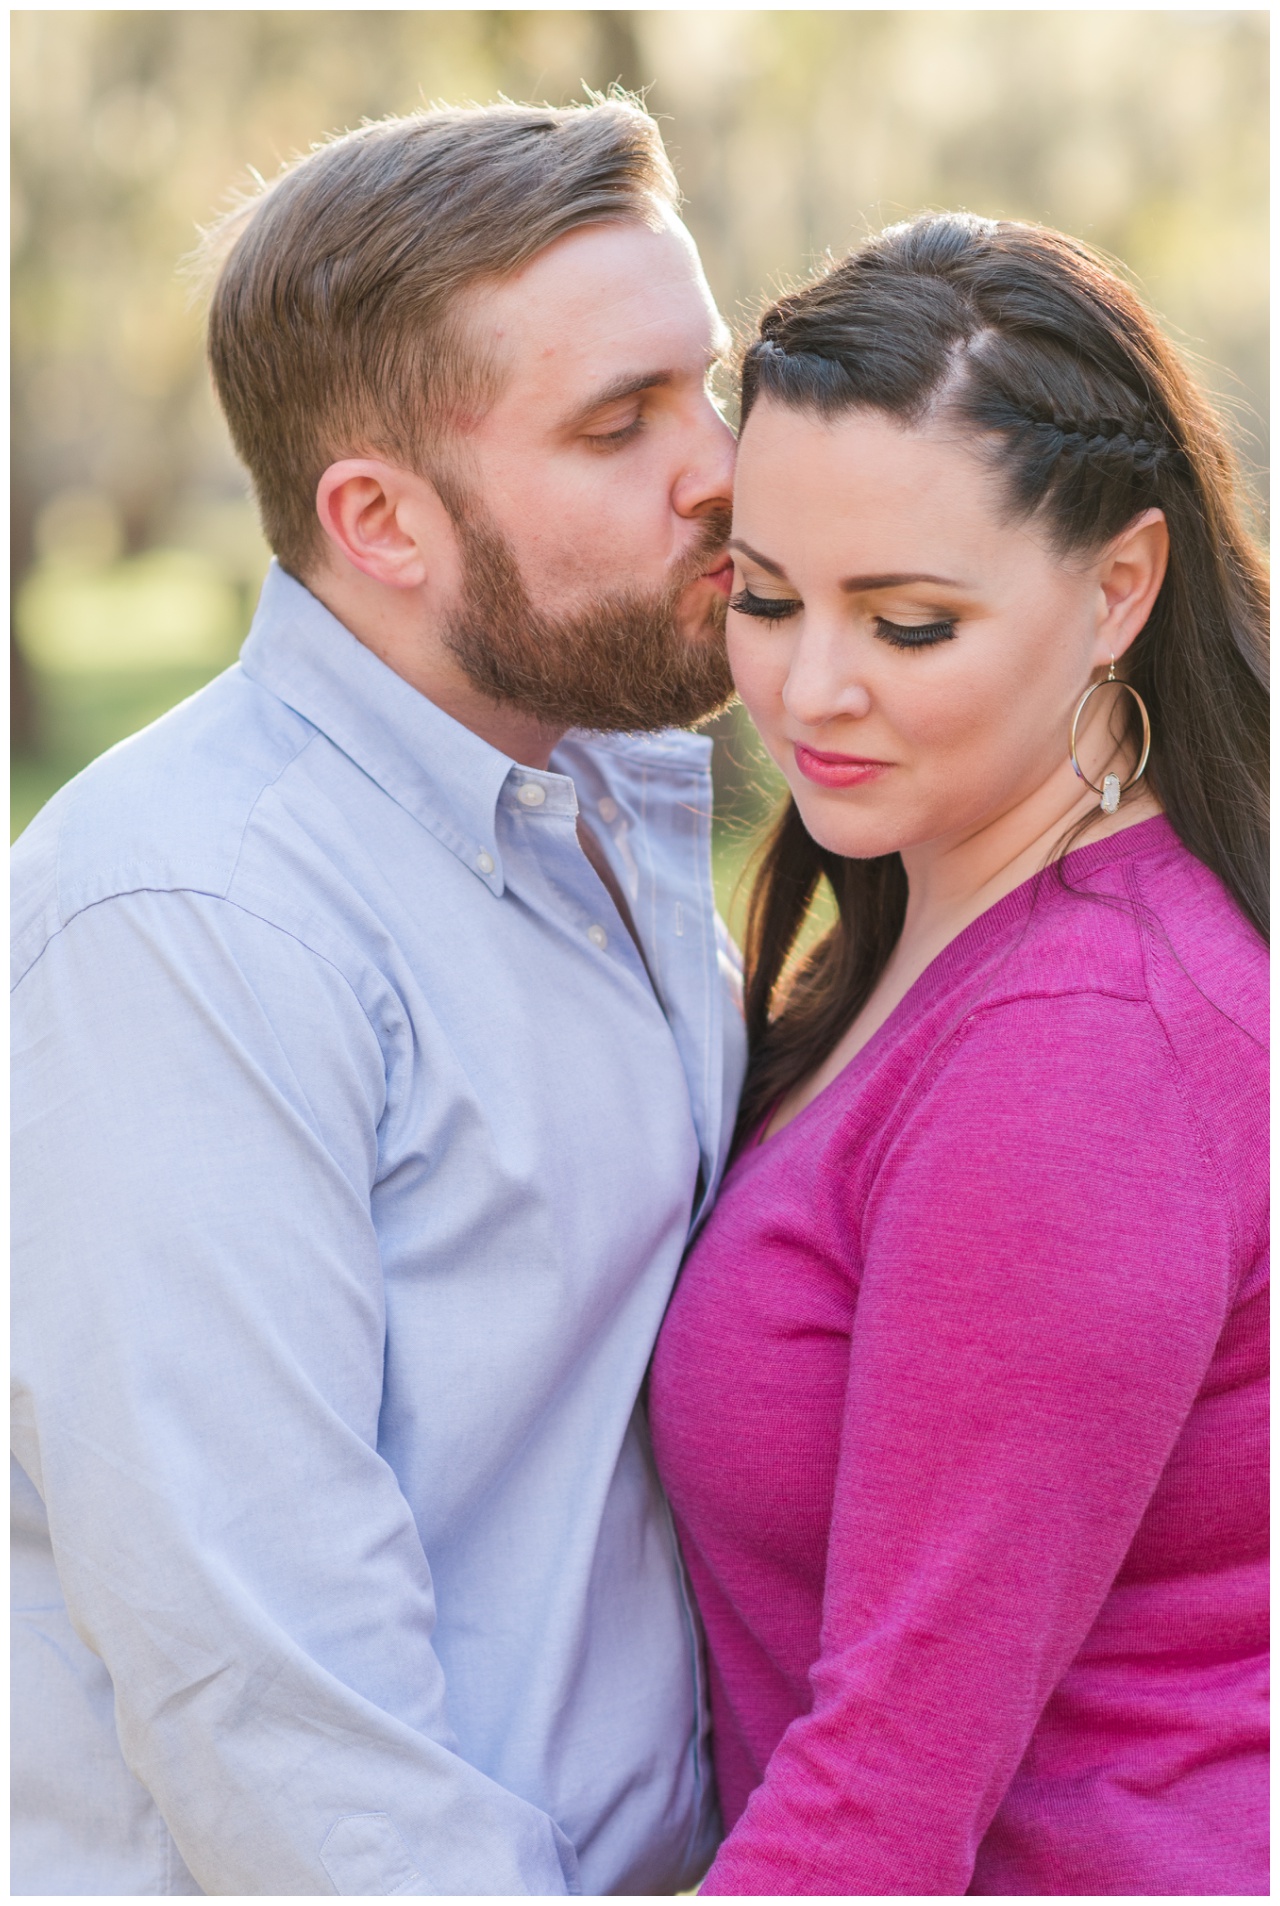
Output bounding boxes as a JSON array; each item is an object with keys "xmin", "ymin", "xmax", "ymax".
[
  {"xmin": 475, "ymin": 851, "xmax": 495, "ymax": 875},
  {"xmin": 517, "ymin": 783, "xmax": 546, "ymax": 807},
  {"xmin": 597, "ymin": 797, "xmax": 618, "ymax": 823},
  {"xmin": 587, "ymin": 924, "xmax": 608, "ymax": 950}
]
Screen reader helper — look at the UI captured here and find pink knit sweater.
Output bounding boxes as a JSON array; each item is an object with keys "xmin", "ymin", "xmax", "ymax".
[{"xmin": 650, "ymin": 820, "xmax": 1268, "ymax": 1896}]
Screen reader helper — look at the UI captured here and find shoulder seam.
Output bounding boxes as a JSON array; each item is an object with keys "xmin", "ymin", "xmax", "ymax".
[
  {"xmin": 857, "ymin": 986, "xmax": 1219, "ymax": 1254},
  {"xmin": 12, "ymin": 886, "xmax": 398, "ymax": 1176},
  {"xmin": 1122, "ymin": 857, "xmax": 1247, "ymax": 1266},
  {"xmin": 17, "ymin": 705, "xmax": 322, "ymax": 990},
  {"xmin": 10, "ymin": 886, "xmax": 390, "ymax": 1059},
  {"xmin": 223, "ymin": 721, "xmax": 323, "ymax": 898}
]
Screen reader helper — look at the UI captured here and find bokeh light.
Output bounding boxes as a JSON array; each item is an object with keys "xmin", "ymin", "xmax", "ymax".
[{"xmin": 12, "ymin": 9, "xmax": 1268, "ymax": 910}]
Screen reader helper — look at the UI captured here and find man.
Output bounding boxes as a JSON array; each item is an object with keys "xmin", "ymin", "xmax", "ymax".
[{"xmin": 12, "ymin": 99, "xmax": 744, "ymax": 1896}]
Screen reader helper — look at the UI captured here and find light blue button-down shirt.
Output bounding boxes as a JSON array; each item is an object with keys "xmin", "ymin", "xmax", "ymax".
[{"xmin": 12, "ymin": 563, "xmax": 746, "ymax": 1897}]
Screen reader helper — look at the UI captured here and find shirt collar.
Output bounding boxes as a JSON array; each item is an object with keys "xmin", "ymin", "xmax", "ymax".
[
  {"xmin": 240, "ymin": 562, "xmax": 555, "ymax": 896},
  {"xmin": 239, "ymin": 562, "xmax": 715, "ymax": 892}
]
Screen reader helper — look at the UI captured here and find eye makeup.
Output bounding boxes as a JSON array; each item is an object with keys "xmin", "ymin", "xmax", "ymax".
[
  {"xmin": 728, "ymin": 586, "xmax": 802, "ymax": 620},
  {"xmin": 873, "ymin": 616, "xmax": 957, "ymax": 649},
  {"xmin": 730, "ymin": 587, "xmax": 958, "ymax": 647}
]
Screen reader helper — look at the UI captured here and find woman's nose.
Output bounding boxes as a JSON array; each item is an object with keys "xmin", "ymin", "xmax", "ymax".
[{"xmin": 781, "ymin": 627, "xmax": 873, "ymax": 728}]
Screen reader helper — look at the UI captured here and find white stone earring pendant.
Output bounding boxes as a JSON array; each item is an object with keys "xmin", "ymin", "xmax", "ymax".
[{"xmin": 1100, "ymin": 773, "xmax": 1121, "ymax": 815}]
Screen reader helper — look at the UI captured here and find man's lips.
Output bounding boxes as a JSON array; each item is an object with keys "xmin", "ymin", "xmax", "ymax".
[
  {"xmin": 794, "ymin": 743, "xmax": 892, "ymax": 789},
  {"xmin": 698, "ymin": 557, "xmax": 734, "ymax": 597}
]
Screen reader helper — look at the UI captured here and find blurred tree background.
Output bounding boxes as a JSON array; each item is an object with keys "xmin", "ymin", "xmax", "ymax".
[{"xmin": 11, "ymin": 7, "xmax": 1269, "ymax": 912}]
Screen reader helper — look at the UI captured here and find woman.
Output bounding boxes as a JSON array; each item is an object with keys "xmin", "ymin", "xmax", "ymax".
[{"xmin": 649, "ymin": 213, "xmax": 1268, "ymax": 1896}]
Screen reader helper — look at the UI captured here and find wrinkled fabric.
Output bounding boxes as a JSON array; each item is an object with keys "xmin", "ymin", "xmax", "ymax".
[
  {"xmin": 652, "ymin": 821, "xmax": 1267, "ymax": 1897},
  {"xmin": 12, "ymin": 562, "xmax": 745, "ymax": 1897}
]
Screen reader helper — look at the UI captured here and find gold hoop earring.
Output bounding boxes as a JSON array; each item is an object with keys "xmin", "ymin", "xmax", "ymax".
[{"xmin": 1069, "ymin": 657, "xmax": 1152, "ymax": 815}]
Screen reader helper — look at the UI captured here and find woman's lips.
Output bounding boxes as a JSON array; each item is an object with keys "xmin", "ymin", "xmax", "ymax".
[{"xmin": 794, "ymin": 743, "xmax": 892, "ymax": 788}]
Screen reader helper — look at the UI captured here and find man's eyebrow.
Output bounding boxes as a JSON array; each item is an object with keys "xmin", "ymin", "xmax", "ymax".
[
  {"xmin": 563, "ymin": 349, "xmax": 728, "ymax": 431},
  {"xmin": 562, "ymin": 370, "xmax": 673, "ymax": 430}
]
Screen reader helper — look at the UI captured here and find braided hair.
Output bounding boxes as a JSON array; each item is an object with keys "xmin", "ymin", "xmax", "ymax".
[{"xmin": 736, "ymin": 213, "xmax": 1268, "ymax": 1142}]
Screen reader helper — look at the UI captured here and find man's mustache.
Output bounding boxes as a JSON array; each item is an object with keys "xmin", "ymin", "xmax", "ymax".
[{"xmin": 671, "ymin": 506, "xmax": 734, "ymax": 593}]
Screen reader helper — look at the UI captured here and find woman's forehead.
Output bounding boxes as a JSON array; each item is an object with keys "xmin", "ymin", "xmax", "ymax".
[{"xmin": 732, "ymin": 401, "xmax": 1008, "ymax": 559}]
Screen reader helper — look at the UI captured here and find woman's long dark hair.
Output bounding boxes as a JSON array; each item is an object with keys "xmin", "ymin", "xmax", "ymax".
[{"xmin": 736, "ymin": 213, "xmax": 1269, "ymax": 1143}]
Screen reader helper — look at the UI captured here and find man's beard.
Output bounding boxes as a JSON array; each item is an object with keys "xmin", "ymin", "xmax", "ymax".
[{"xmin": 440, "ymin": 500, "xmax": 736, "ymax": 733}]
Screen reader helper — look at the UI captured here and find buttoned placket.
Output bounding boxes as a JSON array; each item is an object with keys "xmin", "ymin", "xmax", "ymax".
[
  {"xmin": 495, "ymin": 765, "xmax": 661, "ymax": 1002},
  {"xmin": 237, "ymin": 565, "xmax": 733, "ymax": 1204},
  {"xmin": 13, "ymin": 560, "xmax": 734, "ymax": 1897}
]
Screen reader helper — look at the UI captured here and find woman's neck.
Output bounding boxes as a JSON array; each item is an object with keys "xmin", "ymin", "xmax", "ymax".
[
  {"xmin": 896, "ymin": 760, "xmax": 1161, "ymax": 969},
  {"xmin": 765, "ymin": 768, "xmax": 1162, "ymax": 1141}
]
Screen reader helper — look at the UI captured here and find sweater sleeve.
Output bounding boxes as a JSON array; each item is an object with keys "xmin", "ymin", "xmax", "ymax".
[{"xmin": 698, "ymin": 990, "xmax": 1236, "ymax": 1897}]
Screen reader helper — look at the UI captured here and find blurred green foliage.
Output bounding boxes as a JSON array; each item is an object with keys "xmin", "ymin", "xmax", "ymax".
[{"xmin": 11, "ymin": 9, "xmax": 1269, "ymax": 854}]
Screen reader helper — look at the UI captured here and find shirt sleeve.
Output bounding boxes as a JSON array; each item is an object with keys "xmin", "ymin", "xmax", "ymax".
[
  {"xmin": 11, "ymin": 888, "xmax": 579, "ymax": 1896},
  {"xmin": 698, "ymin": 990, "xmax": 1235, "ymax": 1896}
]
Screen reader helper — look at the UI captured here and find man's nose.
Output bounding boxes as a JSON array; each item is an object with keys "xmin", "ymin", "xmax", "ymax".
[{"xmin": 672, "ymin": 397, "xmax": 736, "ymax": 520}]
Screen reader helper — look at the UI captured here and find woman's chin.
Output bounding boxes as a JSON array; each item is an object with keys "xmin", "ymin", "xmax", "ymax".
[{"xmin": 791, "ymin": 790, "xmax": 909, "ymax": 863}]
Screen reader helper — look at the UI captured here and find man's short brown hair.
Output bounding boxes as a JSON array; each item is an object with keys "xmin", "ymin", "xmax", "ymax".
[{"xmin": 200, "ymin": 99, "xmax": 678, "ymax": 575}]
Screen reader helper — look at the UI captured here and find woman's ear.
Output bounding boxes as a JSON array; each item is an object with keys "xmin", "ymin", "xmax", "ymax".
[
  {"xmin": 315, "ymin": 459, "xmax": 456, "ymax": 590},
  {"xmin": 1094, "ymin": 508, "xmax": 1169, "ymax": 666}
]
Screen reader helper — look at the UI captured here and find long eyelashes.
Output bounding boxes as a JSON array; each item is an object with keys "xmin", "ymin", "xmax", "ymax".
[
  {"xmin": 728, "ymin": 587, "xmax": 802, "ymax": 620},
  {"xmin": 874, "ymin": 616, "xmax": 957, "ymax": 649},
  {"xmin": 729, "ymin": 588, "xmax": 957, "ymax": 648}
]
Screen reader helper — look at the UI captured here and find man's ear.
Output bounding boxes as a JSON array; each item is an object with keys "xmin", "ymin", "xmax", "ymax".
[
  {"xmin": 1094, "ymin": 508, "xmax": 1169, "ymax": 666},
  {"xmin": 315, "ymin": 459, "xmax": 457, "ymax": 590}
]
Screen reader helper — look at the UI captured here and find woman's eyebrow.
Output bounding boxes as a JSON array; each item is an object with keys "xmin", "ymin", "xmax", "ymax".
[
  {"xmin": 840, "ymin": 571, "xmax": 965, "ymax": 592},
  {"xmin": 728, "ymin": 546, "xmax": 969, "ymax": 593},
  {"xmin": 728, "ymin": 538, "xmax": 790, "ymax": 578}
]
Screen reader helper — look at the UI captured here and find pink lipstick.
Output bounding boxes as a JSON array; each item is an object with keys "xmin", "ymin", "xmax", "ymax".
[{"xmin": 794, "ymin": 744, "xmax": 891, "ymax": 789}]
